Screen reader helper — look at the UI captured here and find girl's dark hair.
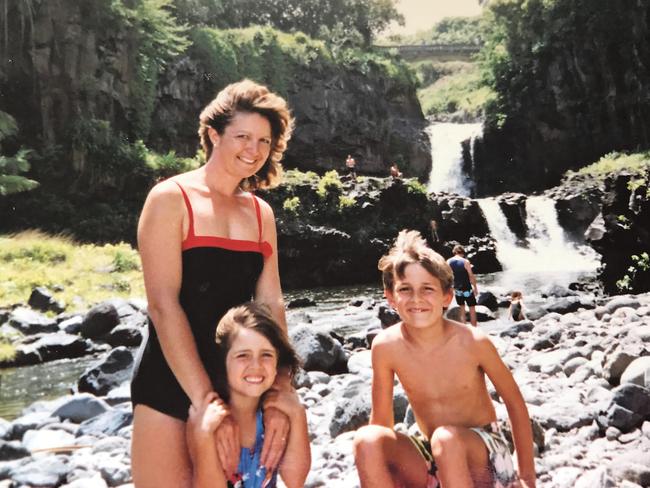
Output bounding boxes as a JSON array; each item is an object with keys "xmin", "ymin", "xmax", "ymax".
[{"xmin": 213, "ymin": 302, "xmax": 300, "ymax": 401}]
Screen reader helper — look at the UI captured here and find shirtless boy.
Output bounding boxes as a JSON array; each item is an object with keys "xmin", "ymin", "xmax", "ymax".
[{"xmin": 354, "ymin": 230, "xmax": 535, "ymax": 487}]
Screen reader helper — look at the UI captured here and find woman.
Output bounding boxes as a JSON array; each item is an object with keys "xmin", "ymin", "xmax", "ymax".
[{"xmin": 131, "ymin": 79, "xmax": 295, "ymax": 487}]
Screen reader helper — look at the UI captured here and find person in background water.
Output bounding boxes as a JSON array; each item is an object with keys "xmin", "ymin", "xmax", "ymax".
[
  {"xmin": 131, "ymin": 79, "xmax": 295, "ymax": 487},
  {"xmin": 187, "ymin": 303, "xmax": 310, "ymax": 488},
  {"xmin": 508, "ymin": 291, "xmax": 527, "ymax": 322},
  {"xmin": 345, "ymin": 154, "xmax": 357, "ymax": 180},
  {"xmin": 390, "ymin": 163, "xmax": 402, "ymax": 179},
  {"xmin": 447, "ymin": 244, "xmax": 479, "ymax": 327}
]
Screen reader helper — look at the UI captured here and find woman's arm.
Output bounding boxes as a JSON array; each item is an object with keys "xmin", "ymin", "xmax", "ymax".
[
  {"xmin": 263, "ymin": 390, "xmax": 311, "ymax": 487},
  {"xmin": 253, "ymin": 199, "xmax": 286, "ymax": 331},
  {"xmin": 138, "ymin": 181, "xmax": 214, "ymax": 406}
]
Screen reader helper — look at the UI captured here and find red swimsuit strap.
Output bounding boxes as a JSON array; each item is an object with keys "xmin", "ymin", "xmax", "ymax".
[{"xmin": 172, "ymin": 180, "xmax": 195, "ymax": 239}]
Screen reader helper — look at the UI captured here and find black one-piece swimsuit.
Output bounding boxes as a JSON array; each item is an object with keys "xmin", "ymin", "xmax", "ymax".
[{"xmin": 130, "ymin": 181, "xmax": 273, "ymax": 420}]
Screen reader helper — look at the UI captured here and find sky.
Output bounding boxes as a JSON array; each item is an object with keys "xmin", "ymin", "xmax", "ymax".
[{"xmin": 386, "ymin": 0, "xmax": 483, "ymax": 36}]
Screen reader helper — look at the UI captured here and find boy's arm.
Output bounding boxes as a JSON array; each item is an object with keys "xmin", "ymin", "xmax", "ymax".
[
  {"xmin": 475, "ymin": 334, "xmax": 536, "ymax": 487},
  {"xmin": 369, "ymin": 337, "xmax": 395, "ymax": 427}
]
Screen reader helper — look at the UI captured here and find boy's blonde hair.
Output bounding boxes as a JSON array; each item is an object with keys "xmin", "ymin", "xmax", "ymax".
[
  {"xmin": 198, "ymin": 79, "xmax": 294, "ymax": 191},
  {"xmin": 379, "ymin": 230, "xmax": 453, "ymax": 292}
]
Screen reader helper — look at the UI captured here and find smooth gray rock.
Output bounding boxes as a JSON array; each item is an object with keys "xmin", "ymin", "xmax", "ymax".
[
  {"xmin": 290, "ymin": 325, "xmax": 348, "ymax": 374},
  {"xmin": 52, "ymin": 394, "xmax": 112, "ymax": 423},
  {"xmin": 8, "ymin": 307, "xmax": 58, "ymax": 335},
  {"xmin": 78, "ymin": 409, "xmax": 133, "ymax": 438},
  {"xmin": 10, "ymin": 455, "xmax": 71, "ymax": 487}
]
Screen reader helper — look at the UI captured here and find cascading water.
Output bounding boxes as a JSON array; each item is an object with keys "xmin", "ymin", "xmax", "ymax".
[
  {"xmin": 478, "ymin": 196, "xmax": 600, "ymax": 290},
  {"xmin": 524, "ymin": 196, "xmax": 600, "ymax": 273},
  {"xmin": 427, "ymin": 122, "xmax": 482, "ymax": 196}
]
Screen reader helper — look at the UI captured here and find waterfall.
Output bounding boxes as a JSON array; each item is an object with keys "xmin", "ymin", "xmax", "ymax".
[
  {"xmin": 524, "ymin": 196, "xmax": 600, "ymax": 273},
  {"xmin": 427, "ymin": 122, "xmax": 482, "ymax": 196},
  {"xmin": 478, "ymin": 196, "xmax": 599, "ymax": 275}
]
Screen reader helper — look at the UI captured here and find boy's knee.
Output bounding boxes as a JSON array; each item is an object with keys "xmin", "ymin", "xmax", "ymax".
[
  {"xmin": 430, "ymin": 425, "xmax": 464, "ymax": 456},
  {"xmin": 353, "ymin": 425, "xmax": 391, "ymax": 458}
]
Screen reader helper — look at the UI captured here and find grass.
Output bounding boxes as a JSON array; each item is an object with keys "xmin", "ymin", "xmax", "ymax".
[
  {"xmin": 0, "ymin": 231, "xmax": 145, "ymax": 311},
  {"xmin": 417, "ymin": 62, "xmax": 494, "ymax": 119},
  {"xmin": 566, "ymin": 151, "xmax": 650, "ymax": 182}
]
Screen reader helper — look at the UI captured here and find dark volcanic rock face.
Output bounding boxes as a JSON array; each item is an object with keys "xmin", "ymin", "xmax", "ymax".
[{"xmin": 587, "ymin": 172, "xmax": 650, "ymax": 294}]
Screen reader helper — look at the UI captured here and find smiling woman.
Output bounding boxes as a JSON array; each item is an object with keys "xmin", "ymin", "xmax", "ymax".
[{"xmin": 129, "ymin": 79, "xmax": 297, "ymax": 487}]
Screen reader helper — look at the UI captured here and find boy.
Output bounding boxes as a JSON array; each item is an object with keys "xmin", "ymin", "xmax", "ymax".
[
  {"xmin": 354, "ymin": 230, "xmax": 535, "ymax": 487},
  {"xmin": 447, "ymin": 244, "xmax": 479, "ymax": 327}
]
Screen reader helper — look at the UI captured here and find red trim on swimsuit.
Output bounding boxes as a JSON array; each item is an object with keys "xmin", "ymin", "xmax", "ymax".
[{"xmin": 173, "ymin": 181, "xmax": 273, "ymax": 259}]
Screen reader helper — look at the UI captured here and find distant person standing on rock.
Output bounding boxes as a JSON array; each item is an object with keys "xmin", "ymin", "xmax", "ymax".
[
  {"xmin": 345, "ymin": 154, "xmax": 357, "ymax": 180},
  {"xmin": 447, "ymin": 244, "xmax": 479, "ymax": 327},
  {"xmin": 508, "ymin": 291, "xmax": 527, "ymax": 321},
  {"xmin": 389, "ymin": 163, "xmax": 402, "ymax": 179}
]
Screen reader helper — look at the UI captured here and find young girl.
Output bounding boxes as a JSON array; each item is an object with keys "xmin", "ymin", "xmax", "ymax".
[
  {"xmin": 187, "ymin": 303, "xmax": 310, "ymax": 488},
  {"xmin": 508, "ymin": 291, "xmax": 527, "ymax": 321}
]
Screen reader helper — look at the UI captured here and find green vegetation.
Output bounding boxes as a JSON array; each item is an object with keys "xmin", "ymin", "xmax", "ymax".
[
  {"xmin": 316, "ymin": 170, "xmax": 343, "ymax": 199},
  {"xmin": 0, "ymin": 111, "xmax": 37, "ymax": 196},
  {"xmin": 385, "ymin": 16, "xmax": 483, "ymax": 46},
  {"xmin": 190, "ymin": 26, "xmax": 416, "ymax": 96},
  {"xmin": 282, "ymin": 196, "xmax": 301, "ymax": 215},
  {"xmin": 417, "ymin": 63, "xmax": 493, "ymax": 118},
  {"xmin": 565, "ymin": 151, "xmax": 650, "ymax": 186},
  {"xmin": 0, "ymin": 231, "xmax": 145, "ymax": 309},
  {"xmin": 173, "ymin": 0, "xmax": 403, "ymax": 46},
  {"xmin": 617, "ymin": 252, "xmax": 650, "ymax": 293}
]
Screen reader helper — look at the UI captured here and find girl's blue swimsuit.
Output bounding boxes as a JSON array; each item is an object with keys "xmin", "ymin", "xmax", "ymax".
[{"xmin": 230, "ymin": 410, "xmax": 278, "ymax": 488}]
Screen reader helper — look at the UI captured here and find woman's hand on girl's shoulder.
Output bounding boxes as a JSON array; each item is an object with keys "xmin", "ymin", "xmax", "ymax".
[{"xmin": 262, "ymin": 388, "xmax": 304, "ymax": 420}]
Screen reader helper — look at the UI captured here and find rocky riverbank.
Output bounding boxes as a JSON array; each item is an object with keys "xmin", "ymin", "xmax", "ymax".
[{"xmin": 1, "ymin": 288, "xmax": 649, "ymax": 487}]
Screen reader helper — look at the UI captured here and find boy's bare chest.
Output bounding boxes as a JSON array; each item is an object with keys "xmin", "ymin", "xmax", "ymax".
[{"xmin": 392, "ymin": 343, "xmax": 483, "ymax": 400}]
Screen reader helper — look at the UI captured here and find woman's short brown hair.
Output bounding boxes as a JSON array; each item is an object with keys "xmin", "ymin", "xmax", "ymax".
[
  {"xmin": 198, "ymin": 79, "xmax": 294, "ymax": 190},
  {"xmin": 213, "ymin": 302, "xmax": 300, "ymax": 401},
  {"xmin": 379, "ymin": 230, "xmax": 453, "ymax": 292}
]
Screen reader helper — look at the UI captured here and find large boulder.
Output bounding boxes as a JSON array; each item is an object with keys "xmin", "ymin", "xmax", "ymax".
[
  {"xmin": 289, "ymin": 325, "xmax": 348, "ymax": 375},
  {"xmin": 80, "ymin": 302, "xmax": 120, "ymax": 340},
  {"xmin": 7, "ymin": 308, "xmax": 58, "ymax": 336},
  {"xmin": 78, "ymin": 347, "xmax": 134, "ymax": 396}
]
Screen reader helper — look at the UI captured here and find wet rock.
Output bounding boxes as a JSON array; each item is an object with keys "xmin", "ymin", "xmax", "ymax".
[
  {"xmin": 477, "ymin": 291, "xmax": 498, "ymax": 311},
  {"xmin": 100, "ymin": 324, "xmax": 143, "ymax": 347},
  {"xmin": 287, "ymin": 297, "xmax": 317, "ymax": 308},
  {"xmin": 78, "ymin": 347, "xmax": 134, "ymax": 396}
]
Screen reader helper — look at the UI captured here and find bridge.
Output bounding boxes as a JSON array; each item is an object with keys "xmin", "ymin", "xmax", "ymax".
[{"xmin": 373, "ymin": 44, "xmax": 481, "ymax": 62}]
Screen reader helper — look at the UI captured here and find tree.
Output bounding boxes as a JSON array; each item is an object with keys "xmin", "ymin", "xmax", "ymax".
[
  {"xmin": 0, "ymin": 111, "xmax": 37, "ymax": 196},
  {"xmin": 172, "ymin": 0, "xmax": 403, "ymax": 45}
]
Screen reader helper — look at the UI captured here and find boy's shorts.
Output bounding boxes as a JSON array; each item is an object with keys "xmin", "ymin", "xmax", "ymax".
[
  {"xmin": 402, "ymin": 423, "xmax": 518, "ymax": 488},
  {"xmin": 455, "ymin": 289, "xmax": 477, "ymax": 307}
]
